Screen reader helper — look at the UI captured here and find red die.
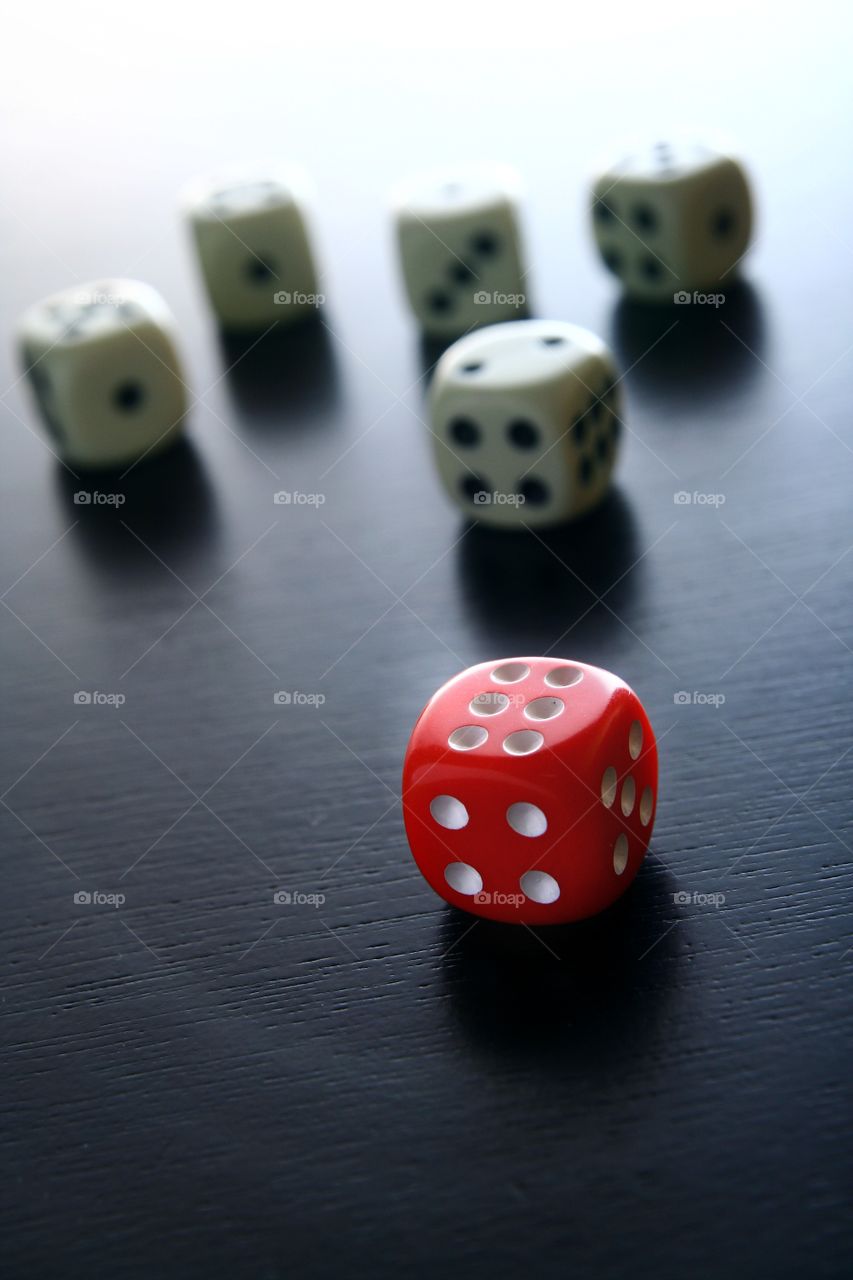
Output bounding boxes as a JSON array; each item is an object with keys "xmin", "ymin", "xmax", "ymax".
[{"xmin": 402, "ymin": 657, "xmax": 658, "ymax": 924}]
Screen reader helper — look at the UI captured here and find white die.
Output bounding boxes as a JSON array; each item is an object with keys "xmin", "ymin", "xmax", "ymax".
[
  {"xmin": 591, "ymin": 140, "xmax": 753, "ymax": 300},
  {"xmin": 18, "ymin": 279, "xmax": 186, "ymax": 469},
  {"xmin": 429, "ymin": 319, "xmax": 621, "ymax": 529},
  {"xmin": 183, "ymin": 173, "xmax": 321, "ymax": 329},
  {"xmin": 393, "ymin": 167, "xmax": 527, "ymax": 336}
]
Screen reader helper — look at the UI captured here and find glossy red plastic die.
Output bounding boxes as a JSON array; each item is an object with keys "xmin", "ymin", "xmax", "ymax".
[{"xmin": 402, "ymin": 657, "xmax": 658, "ymax": 924}]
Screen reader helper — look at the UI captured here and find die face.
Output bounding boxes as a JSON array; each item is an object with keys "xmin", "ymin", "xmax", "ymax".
[
  {"xmin": 18, "ymin": 280, "xmax": 186, "ymax": 468},
  {"xmin": 185, "ymin": 175, "xmax": 320, "ymax": 329},
  {"xmin": 429, "ymin": 320, "xmax": 621, "ymax": 527},
  {"xmin": 21, "ymin": 354, "xmax": 66, "ymax": 450},
  {"xmin": 592, "ymin": 143, "xmax": 752, "ymax": 299},
  {"xmin": 679, "ymin": 159, "xmax": 752, "ymax": 290},
  {"xmin": 394, "ymin": 168, "xmax": 526, "ymax": 335},
  {"xmin": 610, "ymin": 139, "xmax": 720, "ymax": 182},
  {"xmin": 592, "ymin": 172, "xmax": 687, "ymax": 298},
  {"xmin": 403, "ymin": 658, "xmax": 657, "ymax": 924}
]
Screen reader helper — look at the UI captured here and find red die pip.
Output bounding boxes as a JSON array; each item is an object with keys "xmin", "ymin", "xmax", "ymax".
[{"xmin": 402, "ymin": 657, "xmax": 657, "ymax": 924}]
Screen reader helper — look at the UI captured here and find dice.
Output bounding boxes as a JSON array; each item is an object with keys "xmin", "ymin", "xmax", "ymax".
[
  {"xmin": 18, "ymin": 279, "xmax": 186, "ymax": 469},
  {"xmin": 402, "ymin": 658, "xmax": 657, "ymax": 924},
  {"xmin": 393, "ymin": 167, "xmax": 527, "ymax": 335},
  {"xmin": 591, "ymin": 140, "xmax": 753, "ymax": 301},
  {"xmin": 183, "ymin": 174, "xmax": 321, "ymax": 329},
  {"xmin": 429, "ymin": 319, "xmax": 621, "ymax": 527}
]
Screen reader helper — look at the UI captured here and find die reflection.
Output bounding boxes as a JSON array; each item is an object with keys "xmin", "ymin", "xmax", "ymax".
[
  {"xmin": 440, "ymin": 858, "xmax": 680, "ymax": 1069},
  {"xmin": 218, "ymin": 317, "xmax": 341, "ymax": 432},
  {"xmin": 611, "ymin": 280, "xmax": 766, "ymax": 404},
  {"xmin": 456, "ymin": 487, "xmax": 640, "ymax": 651},
  {"xmin": 55, "ymin": 437, "xmax": 219, "ymax": 580}
]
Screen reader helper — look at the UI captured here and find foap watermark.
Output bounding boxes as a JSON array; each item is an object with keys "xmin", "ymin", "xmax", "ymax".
[
  {"xmin": 74, "ymin": 889, "xmax": 126, "ymax": 908},
  {"xmin": 673, "ymin": 289, "xmax": 725, "ymax": 307},
  {"xmin": 273, "ymin": 490, "xmax": 326, "ymax": 506},
  {"xmin": 73, "ymin": 490, "xmax": 126, "ymax": 507},
  {"xmin": 474, "ymin": 289, "xmax": 526, "ymax": 308},
  {"xmin": 273, "ymin": 290, "xmax": 325, "ymax": 308},
  {"xmin": 72, "ymin": 288, "xmax": 128, "ymax": 308},
  {"xmin": 273, "ymin": 690, "xmax": 326, "ymax": 707},
  {"xmin": 74, "ymin": 690, "xmax": 126, "ymax": 707},
  {"xmin": 673, "ymin": 889, "xmax": 726, "ymax": 908},
  {"xmin": 470, "ymin": 691, "xmax": 526, "ymax": 712},
  {"xmin": 273, "ymin": 889, "xmax": 325, "ymax": 907},
  {"xmin": 473, "ymin": 890, "xmax": 525, "ymax": 908},
  {"xmin": 472, "ymin": 490, "xmax": 525, "ymax": 508},
  {"xmin": 673, "ymin": 690, "xmax": 726, "ymax": 708},
  {"xmin": 674, "ymin": 491, "xmax": 726, "ymax": 507}
]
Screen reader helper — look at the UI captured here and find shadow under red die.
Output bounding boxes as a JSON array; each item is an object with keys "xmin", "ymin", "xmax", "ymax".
[{"xmin": 402, "ymin": 657, "xmax": 658, "ymax": 924}]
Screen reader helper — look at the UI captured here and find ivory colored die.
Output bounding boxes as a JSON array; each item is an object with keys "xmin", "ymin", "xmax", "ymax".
[
  {"xmin": 183, "ymin": 174, "xmax": 321, "ymax": 329},
  {"xmin": 18, "ymin": 279, "xmax": 186, "ymax": 469},
  {"xmin": 429, "ymin": 319, "xmax": 622, "ymax": 528},
  {"xmin": 393, "ymin": 167, "xmax": 527, "ymax": 336},
  {"xmin": 591, "ymin": 140, "xmax": 753, "ymax": 301}
]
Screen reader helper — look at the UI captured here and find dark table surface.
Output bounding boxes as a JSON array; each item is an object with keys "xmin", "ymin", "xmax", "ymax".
[{"xmin": 1, "ymin": 12, "xmax": 851, "ymax": 1280}]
